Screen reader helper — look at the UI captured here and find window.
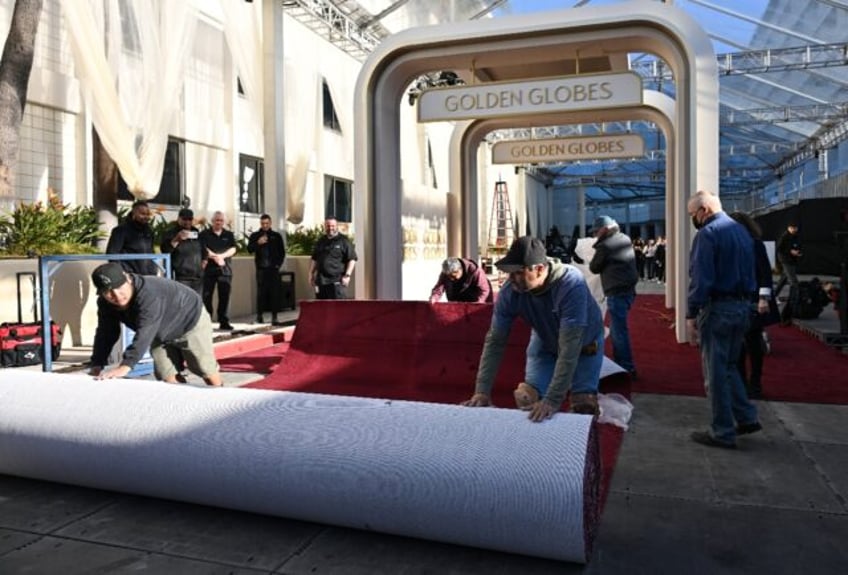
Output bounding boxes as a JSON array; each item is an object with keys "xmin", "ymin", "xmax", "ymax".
[
  {"xmin": 239, "ymin": 156, "xmax": 265, "ymax": 214},
  {"xmin": 325, "ymin": 176, "xmax": 352, "ymax": 222},
  {"xmin": 118, "ymin": 139, "xmax": 183, "ymax": 205},
  {"xmin": 322, "ymin": 79, "xmax": 341, "ymax": 132}
]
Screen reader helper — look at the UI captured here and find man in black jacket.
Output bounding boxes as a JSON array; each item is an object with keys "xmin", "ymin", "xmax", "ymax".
[
  {"xmin": 589, "ymin": 215, "xmax": 639, "ymax": 378},
  {"xmin": 106, "ymin": 200, "xmax": 158, "ymax": 276},
  {"xmin": 247, "ymin": 214, "xmax": 286, "ymax": 324},
  {"xmin": 160, "ymin": 208, "xmax": 203, "ymax": 294},
  {"xmin": 88, "ymin": 262, "xmax": 222, "ymax": 386},
  {"xmin": 775, "ymin": 222, "xmax": 802, "ymax": 325}
]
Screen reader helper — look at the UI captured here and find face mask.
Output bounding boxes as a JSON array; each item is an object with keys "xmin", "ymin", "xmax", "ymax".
[{"xmin": 691, "ymin": 214, "xmax": 703, "ymax": 230}]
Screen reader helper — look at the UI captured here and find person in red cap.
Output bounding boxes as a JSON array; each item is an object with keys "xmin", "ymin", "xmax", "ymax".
[
  {"xmin": 88, "ymin": 262, "xmax": 222, "ymax": 387},
  {"xmin": 462, "ymin": 235, "xmax": 605, "ymax": 420}
]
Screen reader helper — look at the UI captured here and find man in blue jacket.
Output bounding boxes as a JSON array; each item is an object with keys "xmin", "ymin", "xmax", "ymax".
[
  {"xmin": 462, "ymin": 236, "xmax": 605, "ymax": 420},
  {"xmin": 687, "ymin": 190, "xmax": 761, "ymax": 448}
]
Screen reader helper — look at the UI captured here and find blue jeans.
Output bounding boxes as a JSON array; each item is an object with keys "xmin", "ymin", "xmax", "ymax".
[
  {"xmin": 524, "ymin": 329, "xmax": 604, "ymax": 396},
  {"xmin": 607, "ymin": 292, "xmax": 636, "ymax": 372},
  {"xmin": 697, "ymin": 300, "xmax": 758, "ymax": 443}
]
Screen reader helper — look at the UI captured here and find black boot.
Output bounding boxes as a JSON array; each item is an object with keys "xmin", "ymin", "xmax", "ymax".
[{"xmin": 748, "ymin": 377, "xmax": 763, "ymax": 399}]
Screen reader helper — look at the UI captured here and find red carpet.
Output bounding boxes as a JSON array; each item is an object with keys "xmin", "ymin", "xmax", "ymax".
[
  {"xmin": 244, "ymin": 300, "xmax": 628, "ymax": 509},
  {"xmin": 627, "ymin": 295, "xmax": 848, "ymax": 404},
  {"xmin": 218, "ymin": 342, "xmax": 290, "ymax": 374}
]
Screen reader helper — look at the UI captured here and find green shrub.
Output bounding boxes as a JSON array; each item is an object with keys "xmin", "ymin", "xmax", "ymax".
[
  {"xmin": 0, "ymin": 192, "xmax": 105, "ymax": 256},
  {"xmin": 285, "ymin": 224, "xmax": 326, "ymax": 256}
]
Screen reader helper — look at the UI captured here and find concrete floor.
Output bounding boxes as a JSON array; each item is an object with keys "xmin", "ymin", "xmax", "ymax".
[{"xmin": 2, "ymin": 285, "xmax": 848, "ymax": 574}]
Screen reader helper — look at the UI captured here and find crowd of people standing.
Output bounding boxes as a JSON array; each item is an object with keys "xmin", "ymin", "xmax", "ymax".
[{"xmin": 632, "ymin": 236, "xmax": 667, "ymax": 283}]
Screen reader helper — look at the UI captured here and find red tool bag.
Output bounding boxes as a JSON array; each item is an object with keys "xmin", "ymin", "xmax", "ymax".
[
  {"xmin": 0, "ymin": 322, "xmax": 63, "ymax": 367},
  {"xmin": 0, "ymin": 272, "xmax": 63, "ymax": 368}
]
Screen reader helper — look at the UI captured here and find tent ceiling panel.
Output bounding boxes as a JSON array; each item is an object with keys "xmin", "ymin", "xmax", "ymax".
[{"xmin": 283, "ymin": 0, "xmax": 848, "ymax": 204}]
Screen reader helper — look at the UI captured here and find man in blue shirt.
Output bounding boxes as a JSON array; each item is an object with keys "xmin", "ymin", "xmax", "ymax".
[
  {"xmin": 687, "ymin": 190, "xmax": 761, "ymax": 448},
  {"xmin": 462, "ymin": 236, "xmax": 605, "ymax": 421}
]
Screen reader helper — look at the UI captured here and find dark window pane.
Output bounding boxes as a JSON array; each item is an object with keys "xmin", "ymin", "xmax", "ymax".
[
  {"xmin": 322, "ymin": 79, "xmax": 341, "ymax": 132},
  {"xmin": 239, "ymin": 156, "xmax": 264, "ymax": 214},
  {"xmin": 324, "ymin": 175, "xmax": 352, "ymax": 222}
]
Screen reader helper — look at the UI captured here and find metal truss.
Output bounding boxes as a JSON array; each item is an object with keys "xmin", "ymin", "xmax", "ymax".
[
  {"xmin": 280, "ymin": 1, "xmax": 848, "ymax": 195},
  {"xmin": 630, "ymin": 42, "xmax": 848, "ymax": 80},
  {"xmin": 281, "ymin": 0, "xmax": 387, "ymax": 60},
  {"xmin": 721, "ymin": 102, "xmax": 848, "ymax": 126}
]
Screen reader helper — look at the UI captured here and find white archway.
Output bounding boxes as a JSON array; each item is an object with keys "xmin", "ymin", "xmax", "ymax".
[
  {"xmin": 448, "ymin": 91, "xmax": 680, "ymax": 321},
  {"xmin": 354, "ymin": 2, "xmax": 718, "ymax": 343}
]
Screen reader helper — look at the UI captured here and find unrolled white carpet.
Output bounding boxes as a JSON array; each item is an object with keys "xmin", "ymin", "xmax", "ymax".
[{"xmin": 0, "ymin": 371, "xmax": 599, "ymax": 562}]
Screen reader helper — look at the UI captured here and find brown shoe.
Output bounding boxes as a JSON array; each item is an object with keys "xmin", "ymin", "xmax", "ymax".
[
  {"xmin": 569, "ymin": 393, "xmax": 600, "ymax": 416},
  {"xmin": 513, "ymin": 382, "xmax": 539, "ymax": 410}
]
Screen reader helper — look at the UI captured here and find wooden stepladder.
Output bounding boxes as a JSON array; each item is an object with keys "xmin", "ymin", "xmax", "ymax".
[{"xmin": 488, "ymin": 180, "xmax": 516, "ymax": 252}]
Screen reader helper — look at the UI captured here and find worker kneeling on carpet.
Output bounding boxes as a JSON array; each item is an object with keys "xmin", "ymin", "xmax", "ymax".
[
  {"xmin": 88, "ymin": 262, "xmax": 223, "ymax": 387},
  {"xmin": 462, "ymin": 236, "xmax": 604, "ymax": 421}
]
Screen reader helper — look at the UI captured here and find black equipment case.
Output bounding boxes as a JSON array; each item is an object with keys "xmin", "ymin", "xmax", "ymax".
[{"xmin": 0, "ymin": 272, "xmax": 62, "ymax": 367}]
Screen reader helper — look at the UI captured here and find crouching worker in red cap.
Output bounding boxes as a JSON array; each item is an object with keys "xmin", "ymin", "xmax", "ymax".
[
  {"xmin": 462, "ymin": 236, "xmax": 604, "ymax": 421},
  {"xmin": 88, "ymin": 262, "xmax": 223, "ymax": 386}
]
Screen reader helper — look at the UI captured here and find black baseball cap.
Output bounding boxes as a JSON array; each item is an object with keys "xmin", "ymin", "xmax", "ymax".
[
  {"xmin": 495, "ymin": 236, "xmax": 548, "ymax": 272},
  {"xmin": 92, "ymin": 263, "xmax": 128, "ymax": 293},
  {"xmin": 178, "ymin": 208, "xmax": 194, "ymax": 219}
]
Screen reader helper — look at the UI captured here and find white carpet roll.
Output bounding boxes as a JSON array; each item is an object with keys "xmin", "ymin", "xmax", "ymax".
[{"xmin": 0, "ymin": 371, "xmax": 599, "ymax": 563}]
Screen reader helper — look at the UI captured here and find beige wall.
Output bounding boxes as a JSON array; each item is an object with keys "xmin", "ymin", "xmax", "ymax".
[{"xmin": 0, "ymin": 256, "xmax": 323, "ymax": 347}]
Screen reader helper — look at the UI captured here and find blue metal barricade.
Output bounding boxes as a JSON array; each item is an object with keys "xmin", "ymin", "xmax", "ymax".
[{"xmin": 38, "ymin": 254, "xmax": 171, "ymax": 375}]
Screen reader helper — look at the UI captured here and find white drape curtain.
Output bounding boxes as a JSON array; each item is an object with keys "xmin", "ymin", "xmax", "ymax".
[
  {"xmin": 218, "ymin": 0, "xmax": 261, "ymax": 104},
  {"xmin": 284, "ymin": 60, "xmax": 319, "ymax": 225},
  {"xmin": 61, "ymin": 0, "xmax": 198, "ymax": 199}
]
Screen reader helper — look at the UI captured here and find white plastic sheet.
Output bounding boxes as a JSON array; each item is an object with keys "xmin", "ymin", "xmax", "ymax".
[{"xmin": 0, "ymin": 371, "xmax": 600, "ymax": 563}]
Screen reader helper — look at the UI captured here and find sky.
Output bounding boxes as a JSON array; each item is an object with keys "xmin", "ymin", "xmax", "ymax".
[{"xmin": 494, "ymin": 0, "xmax": 771, "ymax": 53}]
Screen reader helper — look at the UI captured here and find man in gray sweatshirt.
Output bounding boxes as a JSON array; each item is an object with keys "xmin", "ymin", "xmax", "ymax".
[
  {"xmin": 88, "ymin": 263, "xmax": 222, "ymax": 386},
  {"xmin": 589, "ymin": 215, "xmax": 639, "ymax": 379}
]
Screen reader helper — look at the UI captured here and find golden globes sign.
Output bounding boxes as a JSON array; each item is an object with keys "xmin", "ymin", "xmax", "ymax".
[
  {"xmin": 492, "ymin": 134, "xmax": 646, "ymax": 164},
  {"xmin": 417, "ymin": 72, "xmax": 643, "ymax": 122}
]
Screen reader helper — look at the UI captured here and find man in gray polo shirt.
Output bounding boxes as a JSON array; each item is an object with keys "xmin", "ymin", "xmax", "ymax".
[{"xmin": 88, "ymin": 262, "xmax": 222, "ymax": 386}]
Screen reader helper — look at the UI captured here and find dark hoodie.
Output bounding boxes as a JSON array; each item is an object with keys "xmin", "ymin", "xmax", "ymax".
[
  {"xmin": 589, "ymin": 228, "xmax": 638, "ymax": 296},
  {"xmin": 106, "ymin": 217, "xmax": 158, "ymax": 276}
]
